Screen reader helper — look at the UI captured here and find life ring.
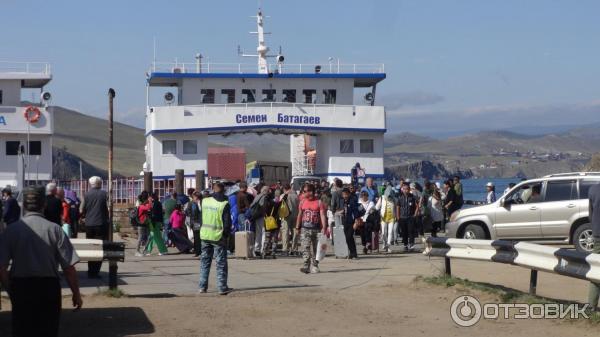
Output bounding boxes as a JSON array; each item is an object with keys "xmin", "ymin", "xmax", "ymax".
[{"xmin": 24, "ymin": 106, "xmax": 41, "ymax": 123}]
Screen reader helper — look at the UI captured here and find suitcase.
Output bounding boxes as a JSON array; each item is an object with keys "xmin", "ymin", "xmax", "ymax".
[
  {"xmin": 371, "ymin": 231, "xmax": 380, "ymax": 253},
  {"xmin": 235, "ymin": 231, "xmax": 255, "ymax": 259},
  {"xmin": 333, "ymin": 226, "xmax": 348, "ymax": 258}
]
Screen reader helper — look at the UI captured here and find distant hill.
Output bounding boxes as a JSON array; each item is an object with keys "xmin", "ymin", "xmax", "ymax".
[
  {"xmin": 53, "ymin": 106, "xmax": 146, "ymax": 178},
  {"xmin": 51, "ymin": 106, "xmax": 600, "ymax": 180}
]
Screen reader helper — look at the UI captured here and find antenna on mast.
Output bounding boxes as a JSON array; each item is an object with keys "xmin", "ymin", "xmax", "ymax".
[{"xmin": 238, "ymin": 8, "xmax": 282, "ymax": 74}]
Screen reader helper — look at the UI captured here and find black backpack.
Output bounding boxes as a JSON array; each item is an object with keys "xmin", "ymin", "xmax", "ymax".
[{"xmin": 129, "ymin": 207, "xmax": 145, "ymax": 227}]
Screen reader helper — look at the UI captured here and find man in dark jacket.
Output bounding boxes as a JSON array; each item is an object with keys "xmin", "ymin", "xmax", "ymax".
[
  {"xmin": 80, "ymin": 176, "xmax": 109, "ymax": 278},
  {"xmin": 588, "ymin": 182, "xmax": 600, "ymax": 310},
  {"xmin": 2, "ymin": 187, "xmax": 20, "ymax": 225},
  {"xmin": 341, "ymin": 188, "xmax": 360, "ymax": 259},
  {"xmin": 44, "ymin": 183, "xmax": 62, "ymax": 225},
  {"xmin": 198, "ymin": 182, "xmax": 233, "ymax": 295},
  {"xmin": 396, "ymin": 183, "xmax": 418, "ymax": 252}
]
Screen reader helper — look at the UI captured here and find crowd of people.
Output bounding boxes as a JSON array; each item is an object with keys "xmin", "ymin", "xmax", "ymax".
[{"xmin": 128, "ymin": 175, "xmax": 469, "ymax": 265}]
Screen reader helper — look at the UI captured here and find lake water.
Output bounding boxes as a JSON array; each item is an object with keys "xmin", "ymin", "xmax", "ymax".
[{"xmin": 461, "ymin": 178, "xmax": 518, "ymax": 202}]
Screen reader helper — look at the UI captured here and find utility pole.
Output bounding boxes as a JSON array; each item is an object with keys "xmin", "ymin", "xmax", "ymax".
[{"xmin": 107, "ymin": 88, "xmax": 117, "ymax": 289}]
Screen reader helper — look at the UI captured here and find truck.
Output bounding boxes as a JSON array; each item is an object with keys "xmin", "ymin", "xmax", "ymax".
[{"xmin": 246, "ymin": 161, "xmax": 292, "ymax": 186}]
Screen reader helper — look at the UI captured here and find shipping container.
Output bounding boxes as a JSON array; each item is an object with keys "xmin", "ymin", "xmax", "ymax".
[
  {"xmin": 246, "ymin": 161, "xmax": 292, "ymax": 186},
  {"xmin": 208, "ymin": 147, "xmax": 246, "ymax": 181}
]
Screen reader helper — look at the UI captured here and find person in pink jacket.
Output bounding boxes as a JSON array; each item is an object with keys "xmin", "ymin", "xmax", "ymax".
[{"xmin": 169, "ymin": 204, "xmax": 194, "ymax": 253}]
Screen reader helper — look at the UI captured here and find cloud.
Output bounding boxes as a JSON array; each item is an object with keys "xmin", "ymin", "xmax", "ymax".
[
  {"xmin": 379, "ymin": 91, "xmax": 445, "ymax": 110},
  {"xmin": 386, "ymin": 101, "xmax": 600, "ymax": 135}
]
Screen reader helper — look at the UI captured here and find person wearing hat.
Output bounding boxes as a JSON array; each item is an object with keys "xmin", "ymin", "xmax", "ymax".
[
  {"xmin": 486, "ymin": 182, "xmax": 496, "ymax": 204},
  {"xmin": 2, "ymin": 187, "xmax": 20, "ymax": 226},
  {"xmin": 0, "ymin": 186, "xmax": 82, "ymax": 337}
]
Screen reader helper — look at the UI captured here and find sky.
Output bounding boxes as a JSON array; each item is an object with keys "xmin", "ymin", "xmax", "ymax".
[{"xmin": 3, "ymin": 0, "xmax": 600, "ymax": 135}]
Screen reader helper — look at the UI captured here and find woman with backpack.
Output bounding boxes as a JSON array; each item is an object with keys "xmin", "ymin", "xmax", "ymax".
[
  {"xmin": 140, "ymin": 192, "xmax": 168, "ymax": 256},
  {"xmin": 261, "ymin": 189, "xmax": 280, "ymax": 259}
]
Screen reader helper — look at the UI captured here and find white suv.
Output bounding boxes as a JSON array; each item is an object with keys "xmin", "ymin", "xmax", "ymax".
[{"xmin": 445, "ymin": 172, "xmax": 600, "ymax": 252}]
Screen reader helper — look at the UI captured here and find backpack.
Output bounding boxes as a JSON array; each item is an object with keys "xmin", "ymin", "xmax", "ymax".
[
  {"xmin": 249, "ymin": 195, "xmax": 265, "ymax": 220},
  {"xmin": 264, "ymin": 207, "xmax": 278, "ymax": 231},
  {"xmin": 278, "ymin": 198, "xmax": 290, "ymax": 219},
  {"xmin": 129, "ymin": 207, "xmax": 144, "ymax": 227}
]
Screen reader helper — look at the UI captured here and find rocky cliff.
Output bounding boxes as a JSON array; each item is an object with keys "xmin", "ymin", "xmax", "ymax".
[{"xmin": 384, "ymin": 161, "xmax": 474, "ymax": 180}]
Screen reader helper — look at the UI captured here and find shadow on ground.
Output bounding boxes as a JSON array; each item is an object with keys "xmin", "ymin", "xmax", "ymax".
[{"xmin": 0, "ymin": 307, "xmax": 155, "ymax": 337}]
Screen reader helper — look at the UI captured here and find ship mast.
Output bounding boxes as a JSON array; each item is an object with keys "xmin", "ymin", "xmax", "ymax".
[
  {"xmin": 255, "ymin": 10, "xmax": 269, "ymax": 74},
  {"xmin": 240, "ymin": 9, "xmax": 272, "ymax": 74}
]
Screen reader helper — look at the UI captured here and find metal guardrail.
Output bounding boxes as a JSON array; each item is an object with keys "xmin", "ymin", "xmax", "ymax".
[
  {"xmin": 424, "ymin": 237, "xmax": 600, "ymax": 295},
  {"xmin": 151, "ymin": 61, "xmax": 385, "ymax": 74},
  {"xmin": 71, "ymin": 239, "xmax": 125, "ymax": 289},
  {"xmin": 0, "ymin": 61, "xmax": 51, "ymax": 74}
]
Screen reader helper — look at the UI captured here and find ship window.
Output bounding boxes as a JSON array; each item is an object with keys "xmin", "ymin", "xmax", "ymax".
[
  {"xmin": 340, "ymin": 139, "xmax": 354, "ymax": 154},
  {"xmin": 162, "ymin": 140, "xmax": 177, "ymax": 155},
  {"xmin": 242, "ymin": 89, "xmax": 256, "ymax": 103},
  {"xmin": 303, "ymin": 89, "xmax": 317, "ymax": 104},
  {"xmin": 282, "ymin": 90, "xmax": 296, "ymax": 103},
  {"xmin": 183, "ymin": 140, "xmax": 197, "ymax": 155},
  {"xmin": 323, "ymin": 90, "xmax": 337, "ymax": 104},
  {"xmin": 221, "ymin": 89, "xmax": 235, "ymax": 104},
  {"xmin": 6, "ymin": 141, "xmax": 20, "ymax": 156},
  {"xmin": 262, "ymin": 89, "xmax": 276, "ymax": 102},
  {"xmin": 28, "ymin": 141, "xmax": 41, "ymax": 155},
  {"xmin": 360, "ymin": 139, "xmax": 374, "ymax": 153},
  {"xmin": 200, "ymin": 89, "xmax": 215, "ymax": 104},
  {"xmin": 0, "ymin": 90, "xmax": 3, "ymax": 104}
]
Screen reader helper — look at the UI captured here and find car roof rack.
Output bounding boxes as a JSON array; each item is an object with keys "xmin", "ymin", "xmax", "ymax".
[{"xmin": 544, "ymin": 172, "xmax": 600, "ymax": 178}]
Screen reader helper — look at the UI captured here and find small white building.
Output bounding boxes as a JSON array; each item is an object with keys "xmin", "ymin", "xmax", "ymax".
[
  {"xmin": 0, "ymin": 61, "xmax": 53, "ymax": 188},
  {"xmin": 145, "ymin": 10, "xmax": 386, "ymax": 183}
]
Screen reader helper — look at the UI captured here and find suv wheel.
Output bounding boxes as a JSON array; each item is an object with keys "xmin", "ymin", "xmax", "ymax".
[
  {"xmin": 573, "ymin": 223, "xmax": 594, "ymax": 253},
  {"xmin": 463, "ymin": 224, "xmax": 486, "ymax": 240}
]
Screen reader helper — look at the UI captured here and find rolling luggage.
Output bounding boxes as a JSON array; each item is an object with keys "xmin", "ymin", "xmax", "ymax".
[
  {"xmin": 235, "ymin": 221, "xmax": 255, "ymax": 259},
  {"xmin": 371, "ymin": 231, "xmax": 380, "ymax": 253},
  {"xmin": 333, "ymin": 226, "xmax": 348, "ymax": 258}
]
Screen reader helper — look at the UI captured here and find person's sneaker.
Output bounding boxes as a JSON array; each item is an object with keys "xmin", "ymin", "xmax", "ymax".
[
  {"xmin": 408, "ymin": 244, "xmax": 415, "ymax": 252},
  {"xmin": 134, "ymin": 252, "xmax": 143, "ymax": 257},
  {"xmin": 158, "ymin": 252, "xmax": 166, "ymax": 256},
  {"xmin": 300, "ymin": 266, "xmax": 310, "ymax": 274},
  {"xmin": 363, "ymin": 247, "xmax": 368, "ymax": 254},
  {"xmin": 310, "ymin": 265, "xmax": 320, "ymax": 274},
  {"xmin": 387, "ymin": 248, "xmax": 393, "ymax": 254},
  {"xmin": 219, "ymin": 288, "xmax": 234, "ymax": 295},
  {"xmin": 403, "ymin": 245, "xmax": 409, "ymax": 252},
  {"xmin": 197, "ymin": 288, "xmax": 207, "ymax": 294}
]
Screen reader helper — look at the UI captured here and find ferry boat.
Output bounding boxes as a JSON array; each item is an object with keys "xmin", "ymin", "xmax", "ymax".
[
  {"xmin": 0, "ymin": 61, "xmax": 53, "ymax": 189},
  {"xmin": 144, "ymin": 9, "xmax": 386, "ymax": 183}
]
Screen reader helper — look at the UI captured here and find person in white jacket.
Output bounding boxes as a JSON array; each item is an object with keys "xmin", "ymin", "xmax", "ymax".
[
  {"xmin": 428, "ymin": 189, "xmax": 444, "ymax": 237},
  {"xmin": 376, "ymin": 186, "xmax": 396, "ymax": 253}
]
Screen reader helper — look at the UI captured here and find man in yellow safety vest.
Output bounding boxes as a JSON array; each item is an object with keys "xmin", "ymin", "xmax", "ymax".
[{"xmin": 198, "ymin": 182, "xmax": 233, "ymax": 295}]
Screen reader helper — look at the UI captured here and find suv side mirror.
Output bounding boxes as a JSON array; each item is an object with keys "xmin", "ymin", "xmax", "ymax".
[{"xmin": 499, "ymin": 198, "xmax": 505, "ymax": 208}]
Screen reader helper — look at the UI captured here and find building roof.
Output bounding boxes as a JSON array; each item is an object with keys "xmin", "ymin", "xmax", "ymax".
[{"xmin": 147, "ymin": 72, "xmax": 386, "ymax": 88}]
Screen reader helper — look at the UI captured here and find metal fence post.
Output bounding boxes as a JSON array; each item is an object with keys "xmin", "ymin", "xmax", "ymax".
[
  {"xmin": 445, "ymin": 257, "xmax": 452, "ymax": 277},
  {"xmin": 529, "ymin": 269, "xmax": 538, "ymax": 295}
]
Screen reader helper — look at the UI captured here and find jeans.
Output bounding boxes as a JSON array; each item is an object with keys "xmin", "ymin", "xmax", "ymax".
[
  {"xmin": 254, "ymin": 217, "xmax": 264, "ymax": 253},
  {"xmin": 588, "ymin": 237, "xmax": 600, "ymax": 309},
  {"xmin": 199, "ymin": 241, "xmax": 229, "ymax": 292},
  {"xmin": 360, "ymin": 220, "xmax": 374, "ymax": 248},
  {"xmin": 399, "ymin": 217, "xmax": 415, "ymax": 247},
  {"xmin": 136, "ymin": 226, "xmax": 149, "ymax": 254},
  {"xmin": 162, "ymin": 220, "xmax": 172, "ymax": 245}
]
